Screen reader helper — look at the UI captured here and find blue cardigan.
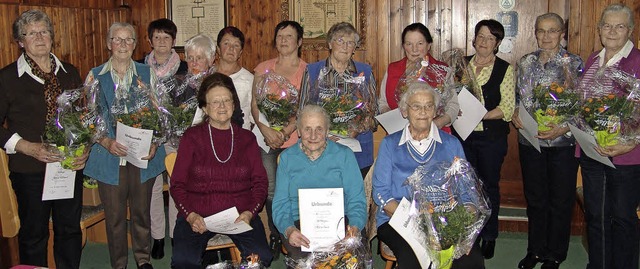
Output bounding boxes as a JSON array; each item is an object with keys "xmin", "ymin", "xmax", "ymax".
[
  {"xmin": 272, "ymin": 140, "xmax": 367, "ymax": 235},
  {"xmin": 372, "ymin": 129, "xmax": 466, "ymax": 228},
  {"xmin": 304, "ymin": 60, "xmax": 375, "ymax": 169},
  {"xmin": 83, "ymin": 62, "xmax": 166, "ymax": 185}
]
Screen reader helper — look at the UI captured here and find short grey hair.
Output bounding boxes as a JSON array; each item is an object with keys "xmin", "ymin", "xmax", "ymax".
[
  {"xmin": 398, "ymin": 82, "xmax": 441, "ymax": 114},
  {"xmin": 13, "ymin": 9, "xmax": 54, "ymax": 43},
  {"xmin": 184, "ymin": 34, "xmax": 216, "ymax": 63},
  {"xmin": 106, "ymin": 22, "xmax": 136, "ymax": 46},
  {"xmin": 599, "ymin": 3, "xmax": 635, "ymax": 30},
  {"xmin": 297, "ymin": 104, "xmax": 331, "ymax": 131},
  {"xmin": 535, "ymin": 13, "xmax": 565, "ymax": 32},
  {"xmin": 326, "ymin": 22, "xmax": 360, "ymax": 47}
]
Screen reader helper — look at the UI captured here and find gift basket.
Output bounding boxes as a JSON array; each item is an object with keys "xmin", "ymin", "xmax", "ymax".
[
  {"xmin": 308, "ymin": 68, "xmax": 376, "ymax": 137},
  {"xmin": 574, "ymin": 67, "xmax": 640, "ymax": 147},
  {"xmin": 395, "ymin": 55, "xmax": 454, "ymax": 117},
  {"xmin": 404, "ymin": 157, "xmax": 491, "ymax": 269},
  {"xmin": 43, "ymin": 79, "xmax": 101, "ymax": 169},
  {"xmin": 285, "ymin": 229, "xmax": 373, "ymax": 269},
  {"xmin": 157, "ymin": 68, "xmax": 212, "ymax": 147},
  {"xmin": 518, "ymin": 52, "xmax": 582, "ymax": 132},
  {"xmin": 107, "ymin": 77, "xmax": 168, "ymax": 144},
  {"xmin": 254, "ymin": 71, "xmax": 299, "ymax": 130}
]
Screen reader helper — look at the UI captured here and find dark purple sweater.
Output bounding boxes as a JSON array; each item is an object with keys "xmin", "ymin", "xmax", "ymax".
[{"xmin": 170, "ymin": 123, "xmax": 268, "ymax": 219}]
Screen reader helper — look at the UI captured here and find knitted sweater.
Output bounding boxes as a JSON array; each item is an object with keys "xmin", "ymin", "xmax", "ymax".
[{"xmin": 170, "ymin": 123, "xmax": 268, "ymax": 219}]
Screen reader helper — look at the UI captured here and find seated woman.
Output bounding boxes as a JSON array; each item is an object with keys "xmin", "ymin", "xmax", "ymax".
[
  {"xmin": 373, "ymin": 83, "xmax": 484, "ymax": 269},
  {"xmin": 170, "ymin": 72, "xmax": 272, "ymax": 268},
  {"xmin": 272, "ymin": 105, "xmax": 367, "ymax": 261}
]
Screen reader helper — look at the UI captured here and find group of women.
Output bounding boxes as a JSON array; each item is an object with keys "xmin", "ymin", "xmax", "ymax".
[{"xmin": 0, "ymin": 3, "xmax": 638, "ymax": 269}]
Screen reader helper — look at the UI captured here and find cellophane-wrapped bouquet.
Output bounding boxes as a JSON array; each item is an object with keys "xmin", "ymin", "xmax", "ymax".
[
  {"xmin": 205, "ymin": 253, "xmax": 265, "ymax": 269},
  {"xmin": 574, "ymin": 67, "xmax": 640, "ymax": 147},
  {"xmin": 440, "ymin": 49, "xmax": 478, "ymax": 96},
  {"xmin": 285, "ymin": 229, "xmax": 372, "ymax": 269},
  {"xmin": 43, "ymin": 79, "xmax": 101, "ymax": 169},
  {"xmin": 109, "ymin": 78, "xmax": 168, "ymax": 144},
  {"xmin": 404, "ymin": 157, "xmax": 491, "ymax": 269},
  {"xmin": 518, "ymin": 53, "xmax": 582, "ymax": 132},
  {"xmin": 157, "ymin": 69, "xmax": 211, "ymax": 147},
  {"xmin": 395, "ymin": 55, "xmax": 454, "ymax": 117},
  {"xmin": 309, "ymin": 68, "xmax": 376, "ymax": 137},
  {"xmin": 254, "ymin": 71, "xmax": 299, "ymax": 131}
]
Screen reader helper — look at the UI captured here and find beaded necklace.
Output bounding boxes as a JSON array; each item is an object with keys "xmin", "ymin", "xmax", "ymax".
[{"xmin": 208, "ymin": 123, "xmax": 234, "ymax": 163}]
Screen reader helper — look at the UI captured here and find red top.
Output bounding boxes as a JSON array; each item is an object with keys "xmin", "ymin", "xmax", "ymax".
[{"xmin": 170, "ymin": 123, "xmax": 268, "ymax": 218}]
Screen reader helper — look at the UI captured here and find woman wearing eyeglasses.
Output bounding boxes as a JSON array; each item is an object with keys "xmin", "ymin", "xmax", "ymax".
[
  {"xmin": 0, "ymin": 10, "xmax": 84, "ymax": 268},
  {"xmin": 576, "ymin": 4, "xmax": 640, "ymax": 269},
  {"xmin": 456, "ymin": 19, "xmax": 516, "ymax": 260},
  {"xmin": 299, "ymin": 22, "xmax": 377, "ymax": 178},
  {"xmin": 83, "ymin": 22, "xmax": 165, "ymax": 269},
  {"xmin": 511, "ymin": 13, "xmax": 583, "ymax": 269}
]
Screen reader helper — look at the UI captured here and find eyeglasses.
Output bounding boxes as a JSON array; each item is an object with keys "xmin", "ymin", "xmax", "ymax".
[
  {"xmin": 110, "ymin": 37, "xmax": 136, "ymax": 45},
  {"xmin": 22, "ymin": 30, "xmax": 51, "ymax": 39},
  {"xmin": 408, "ymin": 103, "xmax": 435, "ymax": 112},
  {"xmin": 186, "ymin": 55, "xmax": 208, "ymax": 63},
  {"xmin": 600, "ymin": 23, "xmax": 628, "ymax": 32},
  {"xmin": 535, "ymin": 28, "xmax": 563, "ymax": 35},
  {"xmin": 333, "ymin": 38, "xmax": 357, "ymax": 48},
  {"xmin": 207, "ymin": 99, "xmax": 233, "ymax": 108},
  {"xmin": 476, "ymin": 35, "xmax": 496, "ymax": 43}
]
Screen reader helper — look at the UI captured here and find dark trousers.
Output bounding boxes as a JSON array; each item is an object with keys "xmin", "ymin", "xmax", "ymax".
[
  {"xmin": 377, "ymin": 222, "xmax": 485, "ymax": 269},
  {"xmin": 172, "ymin": 216, "xmax": 273, "ymax": 269},
  {"xmin": 519, "ymin": 144, "xmax": 578, "ymax": 262},
  {"xmin": 579, "ymin": 154, "xmax": 640, "ymax": 269},
  {"xmin": 98, "ymin": 163, "xmax": 155, "ymax": 269},
  {"xmin": 460, "ymin": 132, "xmax": 508, "ymax": 241},
  {"xmin": 10, "ymin": 171, "xmax": 83, "ymax": 268}
]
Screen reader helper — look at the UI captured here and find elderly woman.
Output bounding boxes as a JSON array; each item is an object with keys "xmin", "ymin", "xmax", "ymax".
[
  {"xmin": 216, "ymin": 26, "xmax": 253, "ymax": 130},
  {"xmin": 577, "ymin": 4, "xmax": 640, "ymax": 269},
  {"xmin": 83, "ymin": 22, "xmax": 166, "ymax": 269},
  {"xmin": 373, "ymin": 83, "xmax": 483, "ymax": 268},
  {"xmin": 379, "ymin": 22, "xmax": 459, "ymax": 130},
  {"xmin": 251, "ymin": 20, "xmax": 308, "ymax": 256},
  {"xmin": 457, "ymin": 19, "xmax": 515, "ymax": 259},
  {"xmin": 511, "ymin": 13, "xmax": 583, "ymax": 269},
  {"xmin": 272, "ymin": 104, "xmax": 366, "ymax": 261},
  {"xmin": 170, "ymin": 73, "xmax": 272, "ymax": 268},
  {"xmin": 0, "ymin": 9, "xmax": 84, "ymax": 268},
  {"xmin": 139, "ymin": 18, "xmax": 188, "ymax": 260},
  {"xmin": 299, "ymin": 22, "xmax": 377, "ymax": 177}
]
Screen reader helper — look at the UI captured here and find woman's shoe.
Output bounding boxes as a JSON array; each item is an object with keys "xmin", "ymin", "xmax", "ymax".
[
  {"xmin": 518, "ymin": 253, "xmax": 542, "ymax": 269},
  {"xmin": 541, "ymin": 260, "xmax": 560, "ymax": 269},
  {"xmin": 480, "ymin": 239, "xmax": 495, "ymax": 259},
  {"xmin": 151, "ymin": 239, "xmax": 164, "ymax": 260}
]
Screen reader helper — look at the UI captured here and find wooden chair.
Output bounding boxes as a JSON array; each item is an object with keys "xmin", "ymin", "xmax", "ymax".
[
  {"xmin": 363, "ymin": 162, "xmax": 397, "ymax": 269},
  {"xmin": 379, "ymin": 240, "xmax": 397, "ymax": 269},
  {"xmin": 164, "ymin": 152, "xmax": 242, "ymax": 263},
  {"xmin": 0, "ymin": 150, "xmax": 19, "ymax": 238}
]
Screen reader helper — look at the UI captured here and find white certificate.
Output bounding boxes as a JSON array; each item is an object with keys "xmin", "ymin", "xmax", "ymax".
[
  {"xmin": 389, "ymin": 198, "xmax": 432, "ymax": 269},
  {"xmin": 375, "ymin": 108, "xmax": 408, "ymax": 135},
  {"xmin": 516, "ymin": 103, "xmax": 541, "ymax": 152},
  {"xmin": 42, "ymin": 162, "xmax": 76, "ymax": 201},
  {"xmin": 333, "ymin": 136, "xmax": 362, "ymax": 152},
  {"xmin": 204, "ymin": 207, "xmax": 253, "ymax": 234},
  {"xmin": 569, "ymin": 124, "xmax": 615, "ymax": 168},
  {"xmin": 116, "ymin": 122, "xmax": 153, "ymax": 169},
  {"xmin": 452, "ymin": 88, "xmax": 487, "ymax": 141},
  {"xmin": 298, "ymin": 188, "xmax": 345, "ymax": 252}
]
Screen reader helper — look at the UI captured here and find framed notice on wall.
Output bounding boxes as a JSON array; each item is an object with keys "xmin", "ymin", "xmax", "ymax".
[
  {"xmin": 167, "ymin": 0, "xmax": 227, "ymax": 49},
  {"xmin": 282, "ymin": 0, "xmax": 366, "ymax": 50}
]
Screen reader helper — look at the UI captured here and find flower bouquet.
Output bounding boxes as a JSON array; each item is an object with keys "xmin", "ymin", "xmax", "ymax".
[
  {"xmin": 254, "ymin": 71, "xmax": 299, "ymax": 131},
  {"xmin": 404, "ymin": 157, "xmax": 491, "ymax": 269},
  {"xmin": 285, "ymin": 229, "xmax": 372, "ymax": 269},
  {"xmin": 395, "ymin": 55, "xmax": 453, "ymax": 117},
  {"xmin": 157, "ymin": 70, "xmax": 210, "ymax": 147},
  {"xmin": 110, "ymin": 78, "xmax": 168, "ymax": 144},
  {"xmin": 575, "ymin": 67, "xmax": 640, "ymax": 147},
  {"xmin": 43, "ymin": 80, "xmax": 101, "ymax": 169},
  {"xmin": 518, "ymin": 52, "xmax": 582, "ymax": 132},
  {"xmin": 308, "ymin": 68, "xmax": 376, "ymax": 137},
  {"xmin": 440, "ymin": 49, "xmax": 478, "ymax": 96}
]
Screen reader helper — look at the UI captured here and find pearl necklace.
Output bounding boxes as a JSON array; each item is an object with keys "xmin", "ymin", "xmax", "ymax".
[
  {"xmin": 208, "ymin": 123, "xmax": 234, "ymax": 163},
  {"xmin": 406, "ymin": 139, "xmax": 436, "ymax": 165}
]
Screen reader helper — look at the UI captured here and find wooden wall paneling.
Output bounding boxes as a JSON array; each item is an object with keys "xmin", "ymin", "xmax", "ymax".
[
  {"xmin": 414, "ymin": 0, "xmax": 427, "ymax": 25},
  {"xmin": 450, "ymin": 0, "xmax": 467, "ymax": 51},
  {"xmin": 427, "ymin": 0, "xmax": 441, "ymax": 57},
  {"xmin": 370, "ymin": 0, "xmax": 390, "ymax": 82},
  {"xmin": 388, "ymin": 0, "xmax": 405, "ymax": 62},
  {"xmin": 439, "ymin": 0, "xmax": 452, "ymax": 55}
]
